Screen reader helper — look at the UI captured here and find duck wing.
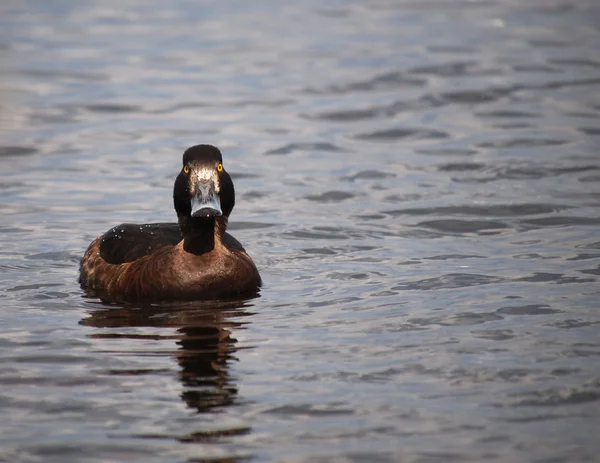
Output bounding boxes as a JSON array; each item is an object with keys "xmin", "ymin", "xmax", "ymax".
[
  {"xmin": 99, "ymin": 223, "xmax": 182, "ymax": 265},
  {"xmin": 223, "ymin": 231, "xmax": 246, "ymax": 252}
]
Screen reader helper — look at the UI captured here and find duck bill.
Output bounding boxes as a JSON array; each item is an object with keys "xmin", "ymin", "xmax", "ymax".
[{"xmin": 191, "ymin": 180, "xmax": 222, "ymax": 218}]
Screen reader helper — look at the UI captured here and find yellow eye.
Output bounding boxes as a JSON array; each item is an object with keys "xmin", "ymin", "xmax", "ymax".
[
  {"xmin": 217, "ymin": 163, "xmax": 223, "ymax": 172},
  {"xmin": 183, "ymin": 165, "xmax": 190, "ymax": 174}
]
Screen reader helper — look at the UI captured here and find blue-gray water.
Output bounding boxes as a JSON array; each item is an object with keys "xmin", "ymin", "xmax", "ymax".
[{"xmin": 2, "ymin": 1, "xmax": 600, "ymax": 462}]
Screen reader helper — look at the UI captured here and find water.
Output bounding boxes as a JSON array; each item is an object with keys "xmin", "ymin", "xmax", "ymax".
[{"xmin": 1, "ymin": 0, "xmax": 600, "ymax": 461}]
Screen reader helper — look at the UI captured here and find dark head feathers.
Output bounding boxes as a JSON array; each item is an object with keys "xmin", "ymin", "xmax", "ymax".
[
  {"xmin": 183, "ymin": 144, "xmax": 223, "ymax": 166},
  {"xmin": 174, "ymin": 144, "xmax": 235, "ymax": 221}
]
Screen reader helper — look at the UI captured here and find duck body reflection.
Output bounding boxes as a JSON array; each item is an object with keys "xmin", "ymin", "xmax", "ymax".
[
  {"xmin": 178, "ymin": 324, "xmax": 237, "ymax": 412},
  {"xmin": 81, "ymin": 298, "xmax": 255, "ymax": 444}
]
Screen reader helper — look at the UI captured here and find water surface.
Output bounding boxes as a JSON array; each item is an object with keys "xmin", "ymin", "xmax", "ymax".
[{"xmin": 1, "ymin": 1, "xmax": 600, "ymax": 461}]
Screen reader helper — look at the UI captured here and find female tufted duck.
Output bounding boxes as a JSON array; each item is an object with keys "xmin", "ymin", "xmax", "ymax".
[{"xmin": 79, "ymin": 144, "xmax": 261, "ymax": 302}]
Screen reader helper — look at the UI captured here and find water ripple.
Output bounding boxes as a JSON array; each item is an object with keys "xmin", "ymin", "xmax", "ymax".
[
  {"xmin": 393, "ymin": 273, "xmax": 506, "ymax": 291},
  {"xmin": 265, "ymin": 142, "xmax": 345, "ymax": 155},
  {"xmin": 354, "ymin": 127, "xmax": 450, "ymax": 141},
  {"xmin": 385, "ymin": 203, "xmax": 572, "ymax": 217},
  {"xmin": 304, "ymin": 70, "xmax": 426, "ymax": 95}
]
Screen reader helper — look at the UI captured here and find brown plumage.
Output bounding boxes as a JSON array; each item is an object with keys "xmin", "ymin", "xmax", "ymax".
[{"xmin": 79, "ymin": 145, "xmax": 261, "ymax": 303}]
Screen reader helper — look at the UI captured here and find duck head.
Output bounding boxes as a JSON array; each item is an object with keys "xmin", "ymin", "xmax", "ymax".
[{"xmin": 173, "ymin": 145, "xmax": 235, "ymax": 229}]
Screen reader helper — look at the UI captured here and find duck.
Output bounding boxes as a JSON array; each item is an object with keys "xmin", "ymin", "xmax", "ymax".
[{"xmin": 79, "ymin": 144, "xmax": 262, "ymax": 302}]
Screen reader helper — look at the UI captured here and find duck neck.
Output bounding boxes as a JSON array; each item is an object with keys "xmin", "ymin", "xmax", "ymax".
[{"xmin": 178, "ymin": 215, "xmax": 227, "ymax": 255}]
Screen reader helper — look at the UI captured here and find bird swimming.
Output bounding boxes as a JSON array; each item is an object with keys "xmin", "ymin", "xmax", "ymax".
[{"xmin": 79, "ymin": 144, "xmax": 261, "ymax": 302}]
